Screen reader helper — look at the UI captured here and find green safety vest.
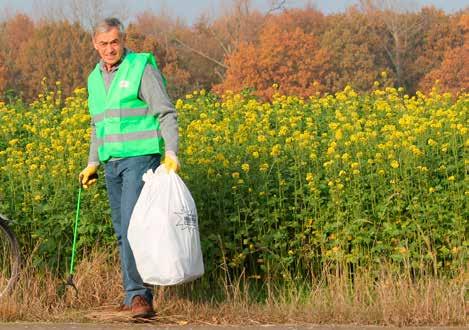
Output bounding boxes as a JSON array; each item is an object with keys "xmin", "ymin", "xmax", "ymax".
[{"xmin": 87, "ymin": 52, "xmax": 165, "ymax": 162}]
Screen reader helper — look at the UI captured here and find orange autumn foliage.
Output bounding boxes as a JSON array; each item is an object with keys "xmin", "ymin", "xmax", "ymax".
[
  {"xmin": 0, "ymin": 52, "xmax": 7, "ymax": 95},
  {"xmin": 216, "ymin": 19, "xmax": 330, "ymax": 99},
  {"xmin": 419, "ymin": 14, "xmax": 469, "ymax": 94}
]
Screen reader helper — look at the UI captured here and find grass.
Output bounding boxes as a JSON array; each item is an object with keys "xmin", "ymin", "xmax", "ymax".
[{"xmin": 0, "ymin": 250, "xmax": 466, "ymax": 326}]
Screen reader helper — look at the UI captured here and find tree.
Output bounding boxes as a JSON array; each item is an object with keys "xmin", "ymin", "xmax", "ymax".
[
  {"xmin": 15, "ymin": 21, "xmax": 96, "ymax": 99},
  {"xmin": 0, "ymin": 52, "xmax": 8, "ymax": 96},
  {"xmin": 419, "ymin": 13, "xmax": 469, "ymax": 94},
  {"xmin": 0, "ymin": 14, "xmax": 35, "ymax": 98},
  {"xmin": 171, "ymin": 1, "xmax": 265, "ymax": 88},
  {"xmin": 217, "ymin": 16, "xmax": 330, "ymax": 99},
  {"xmin": 2, "ymin": 14, "xmax": 34, "ymax": 57},
  {"xmin": 125, "ymin": 21, "xmax": 191, "ymax": 99},
  {"xmin": 31, "ymin": 0, "xmax": 129, "ymax": 31},
  {"xmin": 127, "ymin": 13, "xmax": 193, "ymax": 99},
  {"xmin": 263, "ymin": 6, "xmax": 327, "ymax": 35},
  {"xmin": 409, "ymin": 6, "xmax": 464, "ymax": 93},
  {"xmin": 132, "ymin": 4, "xmax": 265, "ymax": 97},
  {"xmin": 320, "ymin": 8, "xmax": 385, "ymax": 92},
  {"xmin": 360, "ymin": 0, "xmax": 425, "ymax": 92}
]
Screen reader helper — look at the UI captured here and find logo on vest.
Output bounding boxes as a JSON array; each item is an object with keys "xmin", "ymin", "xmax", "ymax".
[{"xmin": 119, "ymin": 80, "xmax": 130, "ymax": 89}]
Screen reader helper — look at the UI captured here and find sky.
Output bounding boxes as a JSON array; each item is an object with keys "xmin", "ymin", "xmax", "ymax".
[{"xmin": 0, "ymin": 0, "xmax": 468, "ymax": 24}]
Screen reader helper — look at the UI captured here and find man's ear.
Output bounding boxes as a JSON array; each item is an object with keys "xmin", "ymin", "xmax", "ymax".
[{"xmin": 92, "ymin": 37, "xmax": 98, "ymax": 51}]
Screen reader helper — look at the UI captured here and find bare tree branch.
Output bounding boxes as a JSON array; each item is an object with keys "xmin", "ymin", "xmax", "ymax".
[
  {"xmin": 359, "ymin": 0, "xmax": 424, "ymax": 88},
  {"xmin": 208, "ymin": 26, "xmax": 231, "ymax": 55},
  {"xmin": 31, "ymin": 0, "xmax": 129, "ymax": 30},
  {"xmin": 266, "ymin": 0, "xmax": 287, "ymax": 15},
  {"xmin": 172, "ymin": 37, "xmax": 228, "ymax": 69},
  {"xmin": 169, "ymin": 0, "xmax": 287, "ymax": 74}
]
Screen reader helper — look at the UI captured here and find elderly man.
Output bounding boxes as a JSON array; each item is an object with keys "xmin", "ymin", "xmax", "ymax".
[{"xmin": 79, "ymin": 17, "xmax": 179, "ymax": 318}]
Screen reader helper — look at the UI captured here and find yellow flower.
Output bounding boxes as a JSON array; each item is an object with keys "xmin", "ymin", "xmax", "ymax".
[
  {"xmin": 417, "ymin": 166, "xmax": 428, "ymax": 172},
  {"xmin": 8, "ymin": 139, "xmax": 19, "ymax": 146},
  {"xmin": 306, "ymin": 173, "xmax": 314, "ymax": 182},
  {"xmin": 175, "ymin": 99, "xmax": 184, "ymax": 110},
  {"xmin": 427, "ymin": 138, "xmax": 437, "ymax": 146},
  {"xmin": 241, "ymin": 163, "xmax": 250, "ymax": 173},
  {"xmin": 390, "ymin": 160, "xmax": 399, "ymax": 169},
  {"xmin": 232, "ymin": 172, "xmax": 240, "ymax": 179},
  {"xmin": 451, "ymin": 247, "xmax": 460, "ymax": 254},
  {"xmin": 279, "ymin": 126, "xmax": 288, "ymax": 136},
  {"xmin": 341, "ymin": 153, "xmax": 351, "ymax": 162},
  {"xmin": 270, "ymin": 144, "xmax": 281, "ymax": 157},
  {"xmin": 259, "ymin": 163, "xmax": 269, "ymax": 172},
  {"xmin": 323, "ymin": 160, "xmax": 333, "ymax": 168}
]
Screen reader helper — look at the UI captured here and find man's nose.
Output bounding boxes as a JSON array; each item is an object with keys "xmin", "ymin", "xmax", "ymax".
[{"xmin": 105, "ymin": 44, "xmax": 114, "ymax": 52}]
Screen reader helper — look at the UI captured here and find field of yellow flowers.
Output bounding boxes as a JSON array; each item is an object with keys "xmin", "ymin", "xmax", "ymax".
[{"xmin": 0, "ymin": 82, "xmax": 467, "ymax": 280}]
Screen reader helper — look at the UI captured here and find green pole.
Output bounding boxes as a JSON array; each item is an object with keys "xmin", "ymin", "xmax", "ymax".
[{"xmin": 69, "ymin": 186, "xmax": 82, "ymax": 275}]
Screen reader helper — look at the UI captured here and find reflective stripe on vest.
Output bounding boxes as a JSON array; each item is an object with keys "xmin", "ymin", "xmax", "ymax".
[
  {"xmin": 92, "ymin": 107, "xmax": 150, "ymax": 123},
  {"xmin": 96, "ymin": 130, "xmax": 163, "ymax": 148}
]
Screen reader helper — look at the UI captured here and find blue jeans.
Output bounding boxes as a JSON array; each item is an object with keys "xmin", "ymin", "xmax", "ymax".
[{"xmin": 104, "ymin": 154, "xmax": 161, "ymax": 306}]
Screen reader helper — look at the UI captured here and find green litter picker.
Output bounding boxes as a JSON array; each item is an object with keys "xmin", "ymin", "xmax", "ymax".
[
  {"xmin": 63, "ymin": 185, "xmax": 82, "ymax": 297},
  {"xmin": 62, "ymin": 172, "xmax": 98, "ymax": 298}
]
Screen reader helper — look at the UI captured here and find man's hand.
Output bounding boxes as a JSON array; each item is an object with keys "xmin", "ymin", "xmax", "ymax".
[
  {"xmin": 163, "ymin": 151, "xmax": 180, "ymax": 173},
  {"xmin": 79, "ymin": 164, "xmax": 99, "ymax": 188}
]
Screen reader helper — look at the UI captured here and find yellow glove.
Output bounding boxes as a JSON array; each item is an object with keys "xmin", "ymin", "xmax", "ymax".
[
  {"xmin": 163, "ymin": 151, "xmax": 180, "ymax": 173},
  {"xmin": 79, "ymin": 164, "xmax": 99, "ymax": 188}
]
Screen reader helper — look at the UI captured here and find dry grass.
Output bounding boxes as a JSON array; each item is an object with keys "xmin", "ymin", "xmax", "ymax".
[{"xmin": 0, "ymin": 251, "xmax": 466, "ymax": 326}]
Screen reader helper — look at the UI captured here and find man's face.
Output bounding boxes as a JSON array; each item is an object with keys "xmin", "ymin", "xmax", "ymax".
[{"xmin": 93, "ymin": 27, "xmax": 124, "ymax": 68}]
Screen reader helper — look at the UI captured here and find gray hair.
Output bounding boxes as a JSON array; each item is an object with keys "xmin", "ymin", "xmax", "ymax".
[{"xmin": 93, "ymin": 17, "xmax": 124, "ymax": 38}]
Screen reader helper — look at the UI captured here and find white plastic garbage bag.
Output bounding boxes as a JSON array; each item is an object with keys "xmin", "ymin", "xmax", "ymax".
[{"xmin": 128, "ymin": 165, "xmax": 204, "ymax": 286}]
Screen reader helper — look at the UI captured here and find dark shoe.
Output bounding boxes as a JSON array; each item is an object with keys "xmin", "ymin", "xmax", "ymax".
[{"xmin": 130, "ymin": 295, "xmax": 155, "ymax": 318}]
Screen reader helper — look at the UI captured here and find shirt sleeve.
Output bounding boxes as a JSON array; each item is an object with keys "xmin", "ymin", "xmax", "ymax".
[
  {"xmin": 139, "ymin": 64, "xmax": 179, "ymax": 154},
  {"xmin": 87, "ymin": 121, "xmax": 100, "ymax": 166}
]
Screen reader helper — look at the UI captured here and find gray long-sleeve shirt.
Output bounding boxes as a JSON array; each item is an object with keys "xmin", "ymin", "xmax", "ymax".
[{"xmin": 87, "ymin": 51, "xmax": 178, "ymax": 165}]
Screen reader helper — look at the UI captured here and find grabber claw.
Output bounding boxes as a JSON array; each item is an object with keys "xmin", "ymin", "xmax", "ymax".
[{"xmin": 65, "ymin": 274, "xmax": 78, "ymax": 297}]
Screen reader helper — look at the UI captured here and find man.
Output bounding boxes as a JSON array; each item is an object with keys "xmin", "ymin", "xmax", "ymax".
[{"xmin": 79, "ymin": 17, "xmax": 179, "ymax": 318}]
